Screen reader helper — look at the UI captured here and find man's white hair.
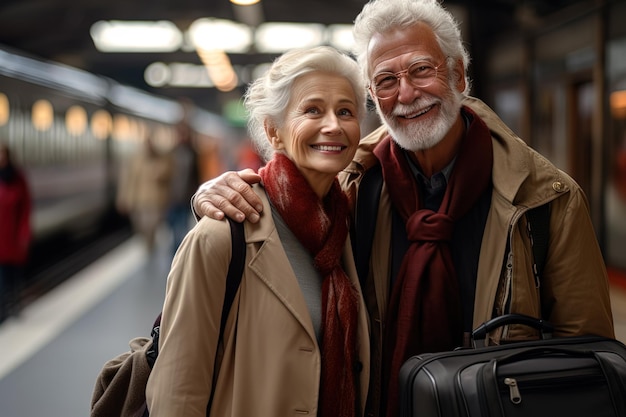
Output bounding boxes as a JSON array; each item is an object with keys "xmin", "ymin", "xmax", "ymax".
[{"xmin": 352, "ymin": 0, "xmax": 471, "ymax": 95}]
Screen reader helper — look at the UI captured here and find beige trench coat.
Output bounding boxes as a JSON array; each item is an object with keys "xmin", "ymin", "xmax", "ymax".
[{"xmin": 147, "ymin": 187, "xmax": 370, "ymax": 417}]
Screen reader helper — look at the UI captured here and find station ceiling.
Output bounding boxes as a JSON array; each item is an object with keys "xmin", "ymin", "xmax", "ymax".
[{"xmin": 0, "ymin": 0, "xmax": 589, "ymax": 114}]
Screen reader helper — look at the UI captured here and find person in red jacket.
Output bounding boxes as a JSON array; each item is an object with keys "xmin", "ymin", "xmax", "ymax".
[{"xmin": 0, "ymin": 142, "xmax": 31, "ymax": 323}]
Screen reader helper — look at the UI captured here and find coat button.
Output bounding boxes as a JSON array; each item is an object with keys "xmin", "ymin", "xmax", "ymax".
[{"xmin": 552, "ymin": 181, "xmax": 565, "ymax": 192}]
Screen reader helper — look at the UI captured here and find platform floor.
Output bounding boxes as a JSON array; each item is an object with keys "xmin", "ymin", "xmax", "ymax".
[
  {"xmin": 0, "ymin": 233, "xmax": 172, "ymax": 417},
  {"xmin": 1, "ymin": 232, "xmax": 625, "ymax": 417}
]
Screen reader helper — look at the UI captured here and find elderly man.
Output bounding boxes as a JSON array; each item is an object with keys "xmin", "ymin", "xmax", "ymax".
[{"xmin": 192, "ymin": 1, "xmax": 614, "ymax": 416}]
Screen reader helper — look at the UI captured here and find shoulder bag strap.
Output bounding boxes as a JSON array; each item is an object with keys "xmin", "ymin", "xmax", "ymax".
[
  {"xmin": 207, "ymin": 217, "xmax": 246, "ymax": 414},
  {"xmin": 353, "ymin": 163, "xmax": 383, "ymax": 288},
  {"xmin": 526, "ymin": 203, "xmax": 550, "ymax": 288}
]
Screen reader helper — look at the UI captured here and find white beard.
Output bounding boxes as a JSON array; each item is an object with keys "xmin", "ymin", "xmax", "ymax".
[{"xmin": 376, "ymin": 85, "xmax": 463, "ymax": 152}]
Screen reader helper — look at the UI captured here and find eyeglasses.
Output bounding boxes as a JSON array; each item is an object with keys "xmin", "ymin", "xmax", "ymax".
[{"xmin": 369, "ymin": 60, "xmax": 445, "ymax": 100}]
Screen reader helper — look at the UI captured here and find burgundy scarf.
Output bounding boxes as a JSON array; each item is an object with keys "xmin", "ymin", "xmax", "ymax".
[
  {"xmin": 259, "ymin": 153, "xmax": 360, "ymax": 417},
  {"xmin": 374, "ymin": 107, "xmax": 493, "ymax": 417}
]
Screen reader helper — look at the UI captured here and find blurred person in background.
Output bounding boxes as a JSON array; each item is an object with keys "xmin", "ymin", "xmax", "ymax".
[
  {"xmin": 0, "ymin": 142, "xmax": 31, "ymax": 323},
  {"xmin": 166, "ymin": 122, "xmax": 200, "ymax": 257},
  {"xmin": 116, "ymin": 132, "xmax": 173, "ymax": 255},
  {"xmin": 147, "ymin": 46, "xmax": 370, "ymax": 417}
]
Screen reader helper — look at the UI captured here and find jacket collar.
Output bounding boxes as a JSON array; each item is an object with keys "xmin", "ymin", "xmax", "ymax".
[
  {"xmin": 464, "ymin": 96, "xmax": 566, "ymax": 208},
  {"xmin": 241, "ymin": 187, "xmax": 275, "ymax": 244},
  {"xmin": 352, "ymin": 96, "xmax": 566, "ymax": 209}
]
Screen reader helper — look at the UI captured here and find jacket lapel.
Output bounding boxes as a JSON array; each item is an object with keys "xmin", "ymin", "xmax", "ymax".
[{"xmin": 244, "ymin": 188, "xmax": 319, "ymax": 344}]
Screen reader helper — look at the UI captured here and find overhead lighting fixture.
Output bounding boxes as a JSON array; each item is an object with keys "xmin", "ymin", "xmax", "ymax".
[
  {"xmin": 230, "ymin": 0, "xmax": 261, "ymax": 5},
  {"xmin": 255, "ymin": 22, "xmax": 325, "ymax": 53},
  {"xmin": 144, "ymin": 62, "xmax": 216, "ymax": 88},
  {"xmin": 188, "ymin": 18, "xmax": 253, "ymax": 53},
  {"xmin": 327, "ymin": 24, "xmax": 355, "ymax": 52},
  {"xmin": 196, "ymin": 49, "xmax": 239, "ymax": 92},
  {"xmin": 90, "ymin": 20, "xmax": 183, "ymax": 52}
]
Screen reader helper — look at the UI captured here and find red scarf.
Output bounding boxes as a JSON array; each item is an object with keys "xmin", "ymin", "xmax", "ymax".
[
  {"xmin": 259, "ymin": 153, "xmax": 360, "ymax": 417},
  {"xmin": 374, "ymin": 107, "xmax": 493, "ymax": 417}
]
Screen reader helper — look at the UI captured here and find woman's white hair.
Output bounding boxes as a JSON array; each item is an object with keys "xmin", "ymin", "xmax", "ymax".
[
  {"xmin": 352, "ymin": 0, "xmax": 471, "ymax": 95},
  {"xmin": 244, "ymin": 46, "xmax": 367, "ymax": 162}
]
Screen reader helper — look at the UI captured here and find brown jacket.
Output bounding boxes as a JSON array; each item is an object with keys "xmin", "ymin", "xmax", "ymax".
[
  {"xmin": 338, "ymin": 96, "xmax": 614, "ymax": 415},
  {"xmin": 146, "ymin": 186, "xmax": 370, "ymax": 417}
]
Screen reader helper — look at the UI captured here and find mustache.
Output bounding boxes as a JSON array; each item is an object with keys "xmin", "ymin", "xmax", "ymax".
[{"xmin": 391, "ymin": 98, "xmax": 439, "ymax": 117}]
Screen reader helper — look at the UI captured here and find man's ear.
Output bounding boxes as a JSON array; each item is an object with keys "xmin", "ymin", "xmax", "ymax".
[
  {"xmin": 454, "ymin": 58, "xmax": 466, "ymax": 93},
  {"xmin": 264, "ymin": 121, "xmax": 283, "ymax": 149}
]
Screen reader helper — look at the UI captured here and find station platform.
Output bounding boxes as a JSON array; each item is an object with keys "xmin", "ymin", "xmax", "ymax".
[
  {"xmin": 0, "ymin": 232, "xmax": 172, "ymax": 417},
  {"xmin": 1, "ymin": 231, "xmax": 625, "ymax": 417}
]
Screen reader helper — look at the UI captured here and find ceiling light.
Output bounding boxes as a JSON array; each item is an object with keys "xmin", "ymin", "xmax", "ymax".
[
  {"xmin": 196, "ymin": 49, "xmax": 239, "ymax": 92},
  {"xmin": 90, "ymin": 20, "xmax": 183, "ymax": 52},
  {"xmin": 327, "ymin": 24, "xmax": 355, "ymax": 52},
  {"xmin": 230, "ymin": 0, "xmax": 261, "ymax": 5},
  {"xmin": 145, "ymin": 62, "xmax": 216, "ymax": 88},
  {"xmin": 188, "ymin": 18, "xmax": 253, "ymax": 53},
  {"xmin": 255, "ymin": 22, "xmax": 325, "ymax": 53},
  {"xmin": 144, "ymin": 62, "xmax": 171, "ymax": 87}
]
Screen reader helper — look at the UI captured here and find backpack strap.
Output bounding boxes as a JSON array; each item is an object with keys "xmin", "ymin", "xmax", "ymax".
[
  {"xmin": 146, "ymin": 218, "xmax": 246, "ymax": 368},
  {"xmin": 353, "ymin": 163, "xmax": 383, "ymax": 287},
  {"xmin": 526, "ymin": 203, "xmax": 550, "ymax": 288},
  {"xmin": 221, "ymin": 217, "xmax": 246, "ymax": 335},
  {"xmin": 143, "ymin": 219, "xmax": 245, "ymax": 417},
  {"xmin": 207, "ymin": 217, "xmax": 245, "ymax": 413}
]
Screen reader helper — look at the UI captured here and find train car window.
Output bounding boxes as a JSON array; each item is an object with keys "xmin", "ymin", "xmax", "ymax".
[
  {"xmin": 0, "ymin": 93, "xmax": 9, "ymax": 126},
  {"xmin": 66, "ymin": 105, "xmax": 88, "ymax": 137},
  {"xmin": 113, "ymin": 114, "xmax": 131, "ymax": 141},
  {"xmin": 32, "ymin": 99, "xmax": 53, "ymax": 132},
  {"xmin": 91, "ymin": 109, "xmax": 112, "ymax": 140}
]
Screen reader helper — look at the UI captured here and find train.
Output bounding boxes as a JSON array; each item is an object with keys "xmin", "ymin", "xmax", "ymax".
[{"xmin": 0, "ymin": 45, "xmax": 236, "ymax": 296}]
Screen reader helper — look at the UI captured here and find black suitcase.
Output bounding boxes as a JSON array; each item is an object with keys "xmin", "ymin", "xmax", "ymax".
[{"xmin": 399, "ymin": 314, "xmax": 626, "ymax": 417}]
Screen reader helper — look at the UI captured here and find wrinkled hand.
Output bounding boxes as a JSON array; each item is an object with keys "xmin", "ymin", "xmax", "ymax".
[{"xmin": 193, "ymin": 169, "xmax": 263, "ymax": 223}]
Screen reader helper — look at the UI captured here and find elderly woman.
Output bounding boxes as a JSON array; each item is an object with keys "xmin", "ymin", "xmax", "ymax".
[{"xmin": 146, "ymin": 46, "xmax": 369, "ymax": 417}]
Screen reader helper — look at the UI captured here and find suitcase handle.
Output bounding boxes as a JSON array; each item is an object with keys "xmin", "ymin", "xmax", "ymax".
[{"xmin": 472, "ymin": 314, "xmax": 554, "ymax": 347}]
